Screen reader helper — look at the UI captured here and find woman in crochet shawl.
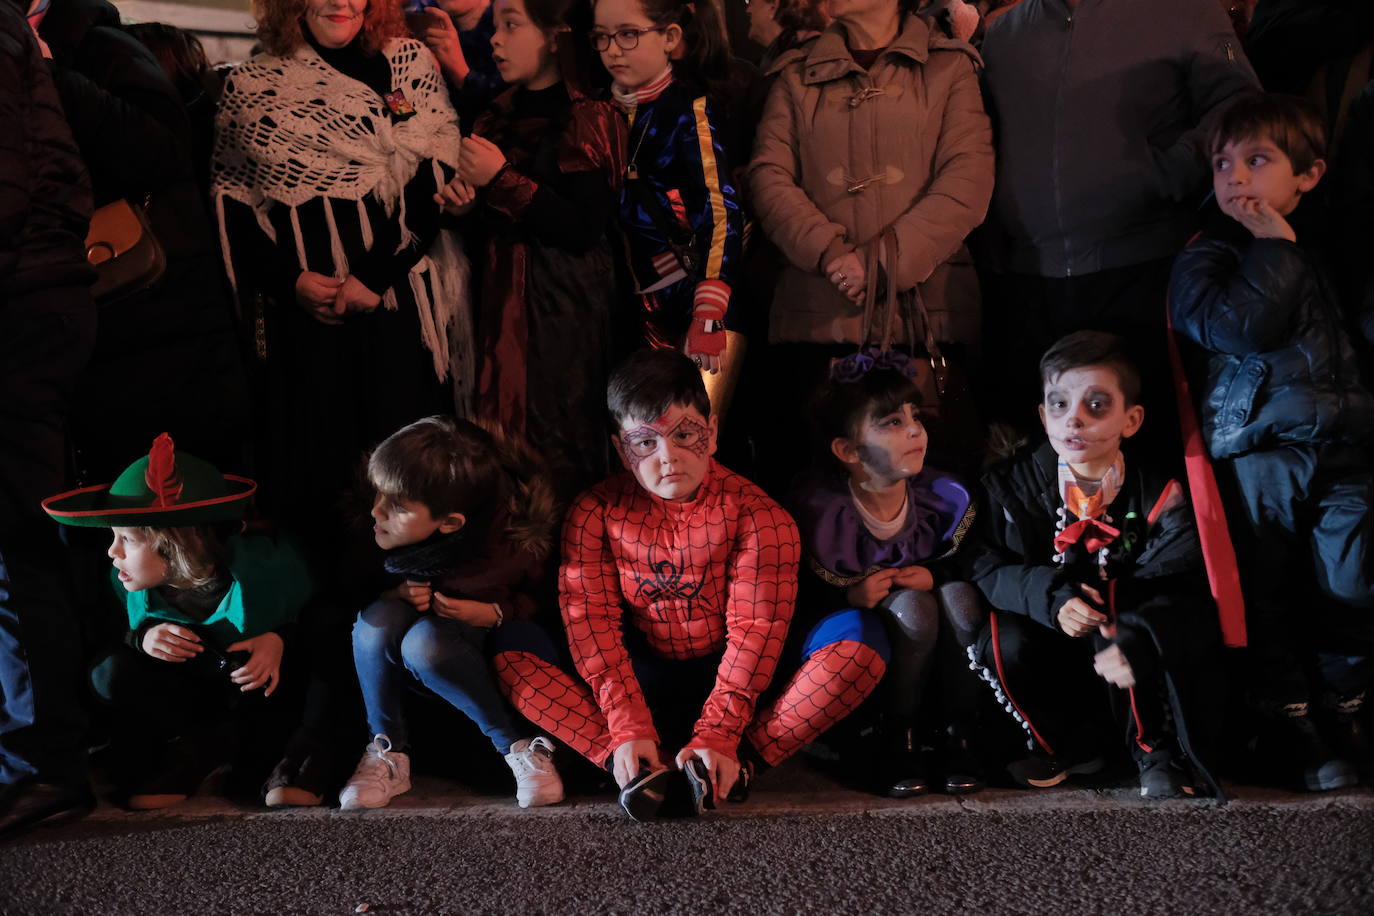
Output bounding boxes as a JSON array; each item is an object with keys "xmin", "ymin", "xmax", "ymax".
[{"xmin": 212, "ymin": 0, "xmax": 471, "ymax": 549}]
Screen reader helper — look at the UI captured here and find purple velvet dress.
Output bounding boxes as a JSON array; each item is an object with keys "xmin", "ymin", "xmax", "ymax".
[{"xmin": 790, "ymin": 468, "xmax": 975, "ymax": 590}]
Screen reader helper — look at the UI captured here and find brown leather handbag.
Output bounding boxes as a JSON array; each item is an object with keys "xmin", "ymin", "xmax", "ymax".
[{"xmin": 84, "ymin": 199, "xmax": 166, "ymax": 303}]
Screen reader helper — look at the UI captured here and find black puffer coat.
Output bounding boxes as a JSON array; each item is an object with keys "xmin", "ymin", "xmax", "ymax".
[
  {"xmin": 0, "ymin": 1, "xmax": 93, "ymax": 300},
  {"xmin": 39, "ymin": 0, "xmax": 249, "ymax": 481},
  {"xmin": 1169, "ymin": 201, "xmax": 1374, "ymax": 460}
]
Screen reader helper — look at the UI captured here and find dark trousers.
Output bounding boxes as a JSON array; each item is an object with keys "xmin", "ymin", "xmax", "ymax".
[
  {"xmin": 0, "ymin": 285, "xmax": 96, "ymax": 789},
  {"xmin": 1218, "ymin": 443, "xmax": 1374, "ymax": 702},
  {"xmin": 981, "ymin": 259, "xmax": 1178, "ymax": 458}
]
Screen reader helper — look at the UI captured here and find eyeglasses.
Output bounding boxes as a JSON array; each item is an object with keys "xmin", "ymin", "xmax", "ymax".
[{"xmin": 589, "ymin": 26, "xmax": 668, "ymax": 52}]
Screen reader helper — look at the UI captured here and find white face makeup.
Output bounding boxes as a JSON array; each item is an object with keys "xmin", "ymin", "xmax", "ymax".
[
  {"xmin": 108, "ymin": 527, "xmax": 171, "ymax": 592},
  {"xmin": 614, "ymin": 402, "xmax": 717, "ymax": 501},
  {"xmin": 1039, "ymin": 365, "xmax": 1143, "ymax": 478},
  {"xmin": 841, "ymin": 401, "xmax": 927, "ymax": 489}
]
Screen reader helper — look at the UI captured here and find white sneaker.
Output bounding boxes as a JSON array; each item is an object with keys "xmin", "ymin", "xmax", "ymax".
[
  {"xmin": 338, "ymin": 735, "xmax": 411, "ymax": 810},
  {"xmin": 505, "ymin": 736, "xmax": 564, "ymax": 808}
]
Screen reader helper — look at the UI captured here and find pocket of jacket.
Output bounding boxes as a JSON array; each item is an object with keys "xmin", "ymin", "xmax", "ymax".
[{"xmin": 1218, "ymin": 356, "xmax": 1268, "ymax": 429}]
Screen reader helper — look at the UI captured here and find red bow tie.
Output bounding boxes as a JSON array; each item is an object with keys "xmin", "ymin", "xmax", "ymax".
[{"xmin": 1054, "ymin": 518, "xmax": 1121, "ymax": 555}]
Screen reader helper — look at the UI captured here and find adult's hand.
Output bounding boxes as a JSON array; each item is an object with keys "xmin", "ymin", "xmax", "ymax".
[
  {"xmin": 824, "ymin": 252, "xmax": 866, "ymax": 302},
  {"xmin": 295, "ymin": 271, "xmax": 344, "ymax": 325},
  {"xmin": 335, "ymin": 275, "xmax": 382, "ymax": 314}
]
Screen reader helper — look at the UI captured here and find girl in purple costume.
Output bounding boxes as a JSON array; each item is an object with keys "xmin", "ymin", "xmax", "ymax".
[{"xmin": 789, "ymin": 350, "xmax": 984, "ymax": 797}]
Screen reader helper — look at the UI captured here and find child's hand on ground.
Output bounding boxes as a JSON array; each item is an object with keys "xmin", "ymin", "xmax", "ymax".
[
  {"xmin": 846, "ymin": 568, "xmax": 898, "ymax": 609},
  {"xmin": 612, "ymin": 739, "xmax": 663, "ymax": 789},
  {"xmin": 458, "ymin": 135, "xmax": 507, "ymax": 187},
  {"xmin": 1057, "ymin": 583, "xmax": 1108, "ymax": 637},
  {"xmin": 1227, "ymin": 197, "xmax": 1297, "ymax": 242},
  {"xmin": 397, "ymin": 580, "xmax": 433, "ymax": 612},
  {"xmin": 1093, "ymin": 629, "xmax": 1135, "ymax": 688},
  {"xmin": 824, "ymin": 252, "xmax": 866, "ymax": 303},
  {"xmin": 294, "ymin": 271, "xmax": 344, "ymax": 325},
  {"xmin": 431, "ymin": 594, "xmax": 501, "ymax": 627},
  {"xmin": 890, "ymin": 565, "xmax": 934, "ymax": 591},
  {"xmin": 675, "ymin": 745, "xmax": 740, "ymax": 805},
  {"xmin": 142, "ymin": 623, "xmax": 203, "ymax": 662},
  {"xmin": 335, "ymin": 275, "xmax": 381, "ymax": 314},
  {"xmin": 434, "ymin": 177, "xmax": 478, "ymax": 215},
  {"xmin": 419, "ymin": 7, "xmax": 469, "ymax": 84},
  {"xmin": 226, "ymin": 632, "xmax": 285, "ymax": 696}
]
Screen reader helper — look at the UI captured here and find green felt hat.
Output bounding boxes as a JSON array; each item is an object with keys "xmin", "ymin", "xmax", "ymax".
[{"xmin": 42, "ymin": 433, "xmax": 256, "ymax": 528}]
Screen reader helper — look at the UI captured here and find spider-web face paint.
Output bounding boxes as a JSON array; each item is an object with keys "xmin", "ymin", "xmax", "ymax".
[{"xmin": 616, "ymin": 405, "xmax": 714, "ymax": 501}]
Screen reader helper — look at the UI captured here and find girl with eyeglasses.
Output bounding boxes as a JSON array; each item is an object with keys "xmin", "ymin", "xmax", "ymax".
[
  {"xmin": 590, "ymin": 0, "xmax": 747, "ymax": 418},
  {"xmin": 435, "ymin": 0, "xmax": 628, "ymax": 497}
]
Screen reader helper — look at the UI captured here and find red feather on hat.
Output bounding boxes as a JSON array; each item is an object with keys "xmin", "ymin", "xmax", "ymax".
[{"xmin": 144, "ymin": 433, "xmax": 184, "ymax": 507}]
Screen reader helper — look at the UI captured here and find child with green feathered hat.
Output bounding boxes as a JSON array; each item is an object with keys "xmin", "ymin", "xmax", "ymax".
[{"xmin": 43, "ymin": 433, "xmax": 314, "ymax": 810}]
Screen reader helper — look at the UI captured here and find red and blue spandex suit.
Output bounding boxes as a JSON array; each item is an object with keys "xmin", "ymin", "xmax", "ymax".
[{"xmin": 492, "ymin": 462, "xmax": 888, "ymax": 769}]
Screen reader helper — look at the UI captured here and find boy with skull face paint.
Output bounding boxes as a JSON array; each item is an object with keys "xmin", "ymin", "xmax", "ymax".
[
  {"xmin": 966, "ymin": 332, "xmax": 1225, "ymax": 801},
  {"xmin": 490, "ymin": 348, "xmax": 888, "ymax": 819}
]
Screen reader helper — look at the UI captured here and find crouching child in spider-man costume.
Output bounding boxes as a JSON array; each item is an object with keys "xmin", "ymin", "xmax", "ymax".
[{"xmin": 491, "ymin": 348, "xmax": 888, "ymax": 820}]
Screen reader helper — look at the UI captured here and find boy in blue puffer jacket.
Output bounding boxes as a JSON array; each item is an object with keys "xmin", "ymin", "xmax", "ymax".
[{"xmin": 1170, "ymin": 93, "xmax": 1374, "ymax": 792}]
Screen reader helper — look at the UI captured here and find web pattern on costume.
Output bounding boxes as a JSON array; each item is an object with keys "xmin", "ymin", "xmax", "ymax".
[
  {"xmin": 494, "ymin": 650, "xmax": 615, "ymax": 765},
  {"xmin": 560, "ymin": 466, "xmax": 801, "ymax": 752},
  {"xmin": 745, "ymin": 640, "xmax": 887, "ymax": 765}
]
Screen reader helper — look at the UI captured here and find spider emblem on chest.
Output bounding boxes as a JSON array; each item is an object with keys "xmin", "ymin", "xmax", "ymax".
[{"xmin": 630, "ymin": 545, "xmax": 705, "ymax": 609}]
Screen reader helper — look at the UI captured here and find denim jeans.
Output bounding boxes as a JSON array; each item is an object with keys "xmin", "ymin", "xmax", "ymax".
[{"xmin": 352, "ymin": 598, "xmax": 523, "ymax": 753}]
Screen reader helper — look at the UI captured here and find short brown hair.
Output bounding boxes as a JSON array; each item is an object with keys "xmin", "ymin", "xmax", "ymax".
[
  {"xmin": 251, "ymin": 0, "xmax": 405, "ymax": 58},
  {"xmin": 368, "ymin": 416, "xmax": 557, "ymax": 560},
  {"xmin": 136, "ymin": 525, "xmax": 234, "ymax": 591},
  {"xmin": 1039, "ymin": 331, "xmax": 1141, "ymax": 407},
  {"xmin": 607, "ymin": 348, "xmax": 711, "ymax": 429},
  {"xmin": 1210, "ymin": 92, "xmax": 1327, "ymax": 175}
]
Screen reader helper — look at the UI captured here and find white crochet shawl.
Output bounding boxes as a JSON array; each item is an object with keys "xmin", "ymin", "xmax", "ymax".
[{"xmin": 212, "ymin": 38, "xmax": 471, "ymax": 390}]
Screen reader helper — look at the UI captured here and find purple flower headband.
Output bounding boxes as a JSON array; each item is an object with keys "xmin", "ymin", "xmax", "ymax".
[{"xmin": 828, "ymin": 348, "xmax": 919, "ymax": 384}]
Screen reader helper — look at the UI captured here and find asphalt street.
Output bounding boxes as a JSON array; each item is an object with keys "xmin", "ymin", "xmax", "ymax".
[{"xmin": 2, "ymin": 761, "xmax": 1371, "ymax": 915}]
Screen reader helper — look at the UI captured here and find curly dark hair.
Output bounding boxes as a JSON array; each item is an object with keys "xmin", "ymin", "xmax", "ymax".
[{"xmin": 251, "ymin": 0, "xmax": 405, "ymax": 58}]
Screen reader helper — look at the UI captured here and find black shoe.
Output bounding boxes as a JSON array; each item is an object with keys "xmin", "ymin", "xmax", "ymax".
[
  {"xmin": 1268, "ymin": 710, "xmax": 1357, "ymax": 792},
  {"xmin": 1135, "ymin": 743, "xmax": 1194, "ymax": 800},
  {"xmin": 682, "ymin": 759, "xmax": 716, "ymax": 815},
  {"xmin": 1006, "ymin": 752, "xmax": 1105, "ymax": 789},
  {"xmin": 726, "ymin": 760, "xmax": 753, "ymax": 804},
  {"xmin": 877, "ymin": 727, "xmax": 929, "ymax": 798},
  {"xmin": 126, "ymin": 725, "xmax": 235, "ymax": 810},
  {"xmin": 263, "ymin": 734, "xmax": 331, "ymax": 808},
  {"xmin": 0, "ymin": 780, "xmax": 95, "ymax": 841},
  {"xmin": 942, "ymin": 731, "xmax": 985, "ymax": 795},
  {"xmin": 1321, "ymin": 692, "xmax": 1374, "ymax": 785},
  {"xmin": 617, "ymin": 766, "xmax": 672, "ymax": 822}
]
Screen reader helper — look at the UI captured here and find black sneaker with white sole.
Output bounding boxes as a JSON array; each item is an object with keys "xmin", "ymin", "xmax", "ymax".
[{"xmin": 617, "ymin": 766, "xmax": 673, "ymax": 822}]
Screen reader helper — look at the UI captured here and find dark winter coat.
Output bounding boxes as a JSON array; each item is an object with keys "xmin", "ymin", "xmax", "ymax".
[
  {"xmin": 1169, "ymin": 202, "xmax": 1374, "ymax": 460},
  {"xmin": 980, "ymin": 0, "xmax": 1257, "ymax": 277},
  {"xmin": 0, "ymin": 1, "xmax": 93, "ymax": 301},
  {"xmin": 39, "ymin": 0, "xmax": 248, "ymax": 481}
]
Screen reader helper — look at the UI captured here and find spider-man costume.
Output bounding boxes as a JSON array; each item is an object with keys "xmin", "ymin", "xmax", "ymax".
[{"xmin": 493, "ymin": 461, "xmax": 887, "ymax": 767}]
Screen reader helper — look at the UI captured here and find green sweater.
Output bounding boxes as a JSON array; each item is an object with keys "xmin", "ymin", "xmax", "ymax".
[{"xmin": 113, "ymin": 534, "xmax": 313, "ymax": 648}]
